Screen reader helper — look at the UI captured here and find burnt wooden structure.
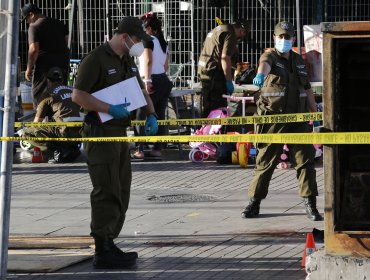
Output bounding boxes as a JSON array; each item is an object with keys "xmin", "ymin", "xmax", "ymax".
[{"xmin": 322, "ymin": 21, "xmax": 370, "ymax": 257}]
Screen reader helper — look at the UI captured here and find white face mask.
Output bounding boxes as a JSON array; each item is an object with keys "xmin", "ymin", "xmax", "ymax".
[{"xmin": 125, "ymin": 35, "xmax": 144, "ymax": 57}]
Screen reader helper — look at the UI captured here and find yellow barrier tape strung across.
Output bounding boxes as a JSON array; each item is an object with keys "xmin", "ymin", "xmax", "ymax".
[
  {"xmin": 4, "ymin": 132, "xmax": 370, "ymax": 144},
  {"xmin": 14, "ymin": 112, "xmax": 323, "ymax": 127}
]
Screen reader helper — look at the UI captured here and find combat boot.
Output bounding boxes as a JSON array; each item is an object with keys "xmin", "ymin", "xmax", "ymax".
[
  {"xmin": 93, "ymin": 238, "xmax": 138, "ymax": 269},
  {"xmin": 304, "ymin": 196, "xmax": 323, "ymax": 221},
  {"xmin": 241, "ymin": 198, "xmax": 261, "ymax": 218}
]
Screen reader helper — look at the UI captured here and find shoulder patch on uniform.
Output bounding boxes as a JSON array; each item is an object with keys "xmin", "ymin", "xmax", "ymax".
[
  {"xmin": 298, "ymin": 70, "xmax": 308, "ymax": 76},
  {"xmin": 107, "ymin": 68, "xmax": 117, "ymax": 75}
]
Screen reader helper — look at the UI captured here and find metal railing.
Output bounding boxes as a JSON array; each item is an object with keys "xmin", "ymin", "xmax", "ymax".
[{"xmin": 18, "ymin": 1, "xmax": 370, "ymax": 86}]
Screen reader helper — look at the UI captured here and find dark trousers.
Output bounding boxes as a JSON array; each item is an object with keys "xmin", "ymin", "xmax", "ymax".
[
  {"xmin": 136, "ymin": 73, "xmax": 172, "ymax": 151},
  {"xmin": 248, "ymin": 122, "xmax": 318, "ymax": 199},
  {"xmin": 200, "ymin": 70, "xmax": 228, "ymax": 118},
  {"xmin": 23, "ymin": 126, "xmax": 81, "ymax": 150},
  {"xmin": 82, "ymin": 123, "xmax": 131, "ymax": 239}
]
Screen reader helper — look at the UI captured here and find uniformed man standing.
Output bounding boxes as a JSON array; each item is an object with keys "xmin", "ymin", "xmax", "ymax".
[
  {"xmin": 198, "ymin": 19, "xmax": 250, "ymax": 117},
  {"xmin": 72, "ymin": 17, "xmax": 158, "ymax": 269},
  {"xmin": 21, "ymin": 67, "xmax": 83, "ymax": 163},
  {"xmin": 241, "ymin": 21, "xmax": 323, "ymax": 221}
]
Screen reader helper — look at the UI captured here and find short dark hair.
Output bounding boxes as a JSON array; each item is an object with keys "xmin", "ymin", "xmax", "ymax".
[{"xmin": 233, "ymin": 19, "xmax": 251, "ymax": 31}]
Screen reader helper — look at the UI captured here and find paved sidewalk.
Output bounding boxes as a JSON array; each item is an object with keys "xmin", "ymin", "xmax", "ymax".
[{"xmin": 8, "ymin": 149, "xmax": 324, "ymax": 279}]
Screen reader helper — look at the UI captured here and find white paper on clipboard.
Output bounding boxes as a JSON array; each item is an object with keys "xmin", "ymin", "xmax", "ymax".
[{"xmin": 92, "ymin": 77, "xmax": 147, "ymax": 122}]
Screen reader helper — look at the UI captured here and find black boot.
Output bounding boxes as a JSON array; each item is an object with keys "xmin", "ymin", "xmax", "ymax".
[
  {"xmin": 50, "ymin": 145, "xmax": 81, "ymax": 163},
  {"xmin": 304, "ymin": 196, "xmax": 323, "ymax": 221},
  {"xmin": 241, "ymin": 198, "xmax": 261, "ymax": 218},
  {"xmin": 93, "ymin": 238, "xmax": 138, "ymax": 269}
]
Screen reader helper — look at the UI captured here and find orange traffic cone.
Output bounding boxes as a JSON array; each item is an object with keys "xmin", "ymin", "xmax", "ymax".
[
  {"xmin": 32, "ymin": 146, "xmax": 43, "ymax": 163},
  {"xmin": 301, "ymin": 232, "xmax": 317, "ymax": 267}
]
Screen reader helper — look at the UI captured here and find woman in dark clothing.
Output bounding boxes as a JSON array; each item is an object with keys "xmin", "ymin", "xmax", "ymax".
[{"xmin": 134, "ymin": 12, "xmax": 173, "ymax": 159}]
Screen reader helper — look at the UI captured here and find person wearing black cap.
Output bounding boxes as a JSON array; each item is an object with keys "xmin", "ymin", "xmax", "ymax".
[
  {"xmin": 19, "ymin": 67, "xmax": 83, "ymax": 163},
  {"xmin": 241, "ymin": 21, "xmax": 322, "ymax": 221},
  {"xmin": 72, "ymin": 16, "xmax": 158, "ymax": 269},
  {"xmin": 198, "ymin": 19, "xmax": 250, "ymax": 118},
  {"xmin": 21, "ymin": 3, "xmax": 69, "ymax": 107}
]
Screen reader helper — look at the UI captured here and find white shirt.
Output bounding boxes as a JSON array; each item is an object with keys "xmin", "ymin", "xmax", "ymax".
[{"xmin": 139, "ymin": 35, "xmax": 168, "ymax": 76}]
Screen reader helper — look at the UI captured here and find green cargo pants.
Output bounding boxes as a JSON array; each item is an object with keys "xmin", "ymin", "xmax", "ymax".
[
  {"xmin": 248, "ymin": 122, "xmax": 318, "ymax": 199},
  {"xmin": 23, "ymin": 125, "xmax": 81, "ymax": 149},
  {"xmin": 82, "ymin": 123, "xmax": 132, "ymax": 240},
  {"xmin": 199, "ymin": 70, "xmax": 228, "ymax": 118}
]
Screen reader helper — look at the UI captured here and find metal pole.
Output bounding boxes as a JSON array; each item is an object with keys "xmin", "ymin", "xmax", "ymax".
[
  {"xmin": 200, "ymin": 0, "xmax": 205, "ymax": 46},
  {"xmin": 105, "ymin": 0, "xmax": 109, "ymax": 42},
  {"xmin": 278, "ymin": 0, "xmax": 282, "ymax": 22},
  {"xmin": 77, "ymin": 0, "xmax": 84, "ymax": 55},
  {"xmin": 0, "ymin": 0, "xmax": 20, "ymax": 278},
  {"xmin": 295, "ymin": 0, "xmax": 301, "ymax": 54},
  {"xmin": 190, "ymin": 0, "xmax": 195, "ymax": 87},
  {"xmin": 324, "ymin": 0, "xmax": 328, "ymax": 22},
  {"xmin": 67, "ymin": 0, "xmax": 75, "ymax": 49}
]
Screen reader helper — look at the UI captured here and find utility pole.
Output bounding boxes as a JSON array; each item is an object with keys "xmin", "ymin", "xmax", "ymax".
[{"xmin": 0, "ymin": 1, "xmax": 20, "ymax": 278}]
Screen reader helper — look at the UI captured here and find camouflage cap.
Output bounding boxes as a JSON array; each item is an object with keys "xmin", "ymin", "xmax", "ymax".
[{"xmin": 274, "ymin": 21, "xmax": 295, "ymax": 37}]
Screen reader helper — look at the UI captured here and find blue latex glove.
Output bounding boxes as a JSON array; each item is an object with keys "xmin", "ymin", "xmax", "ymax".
[
  {"xmin": 253, "ymin": 73, "xmax": 265, "ymax": 88},
  {"xmin": 108, "ymin": 102, "xmax": 131, "ymax": 119},
  {"xmin": 313, "ymin": 120, "xmax": 321, "ymax": 127},
  {"xmin": 145, "ymin": 114, "xmax": 158, "ymax": 136},
  {"xmin": 225, "ymin": 80, "xmax": 234, "ymax": 95}
]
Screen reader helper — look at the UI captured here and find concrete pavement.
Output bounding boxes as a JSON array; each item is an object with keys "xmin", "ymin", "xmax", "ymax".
[{"xmin": 8, "ymin": 148, "xmax": 324, "ymax": 279}]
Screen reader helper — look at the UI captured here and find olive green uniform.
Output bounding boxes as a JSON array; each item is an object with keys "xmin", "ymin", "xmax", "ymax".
[
  {"xmin": 23, "ymin": 84, "xmax": 82, "ymax": 148},
  {"xmin": 198, "ymin": 24, "xmax": 239, "ymax": 117},
  {"xmin": 74, "ymin": 43, "xmax": 144, "ymax": 240},
  {"xmin": 248, "ymin": 49, "xmax": 318, "ymax": 199}
]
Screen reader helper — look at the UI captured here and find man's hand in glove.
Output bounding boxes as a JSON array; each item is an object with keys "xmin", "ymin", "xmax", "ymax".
[
  {"xmin": 225, "ymin": 80, "xmax": 234, "ymax": 95},
  {"xmin": 253, "ymin": 73, "xmax": 265, "ymax": 88},
  {"xmin": 108, "ymin": 102, "xmax": 131, "ymax": 119}
]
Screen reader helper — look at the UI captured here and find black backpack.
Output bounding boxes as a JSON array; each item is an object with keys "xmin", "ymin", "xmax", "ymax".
[
  {"xmin": 235, "ymin": 67, "xmax": 256, "ymax": 85},
  {"xmin": 216, "ymin": 143, "xmax": 236, "ymax": 164}
]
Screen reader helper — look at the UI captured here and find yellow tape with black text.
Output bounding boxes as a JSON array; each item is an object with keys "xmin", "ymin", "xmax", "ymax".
[{"xmin": 14, "ymin": 112, "xmax": 323, "ymax": 127}]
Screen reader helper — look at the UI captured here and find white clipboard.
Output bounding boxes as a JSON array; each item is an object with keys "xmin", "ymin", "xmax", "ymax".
[{"xmin": 92, "ymin": 77, "xmax": 147, "ymax": 122}]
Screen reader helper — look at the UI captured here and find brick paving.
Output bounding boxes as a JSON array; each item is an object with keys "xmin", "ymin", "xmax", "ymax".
[{"xmin": 8, "ymin": 149, "xmax": 324, "ymax": 279}]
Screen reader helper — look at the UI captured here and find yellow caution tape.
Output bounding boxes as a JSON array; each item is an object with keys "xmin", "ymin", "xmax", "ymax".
[
  {"xmin": 4, "ymin": 132, "xmax": 370, "ymax": 144},
  {"xmin": 14, "ymin": 112, "xmax": 323, "ymax": 127},
  {"xmin": 14, "ymin": 122, "xmax": 83, "ymax": 128}
]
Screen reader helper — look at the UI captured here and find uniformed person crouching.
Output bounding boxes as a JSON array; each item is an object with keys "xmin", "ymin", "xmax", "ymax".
[
  {"xmin": 197, "ymin": 19, "xmax": 250, "ymax": 118},
  {"xmin": 241, "ymin": 21, "xmax": 323, "ymax": 222},
  {"xmin": 72, "ymin": 17, "xmax": 158, "ymax": 269},
  {"xmin": 20, "ymin": 67, "xmax": 83, "ymax": 163}
]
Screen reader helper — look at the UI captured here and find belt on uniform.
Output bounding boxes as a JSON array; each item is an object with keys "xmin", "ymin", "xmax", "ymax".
[
  {"xmin": 261, "ymin": 92, "xmax": 285, "ymax": 97},
  {"xmin": 62, "ymin": 116, "xmax": 85, "ymax": 122},
  {"xmin": 260, "ymin": 92, "xmax": 307, "ymax": 97}
]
